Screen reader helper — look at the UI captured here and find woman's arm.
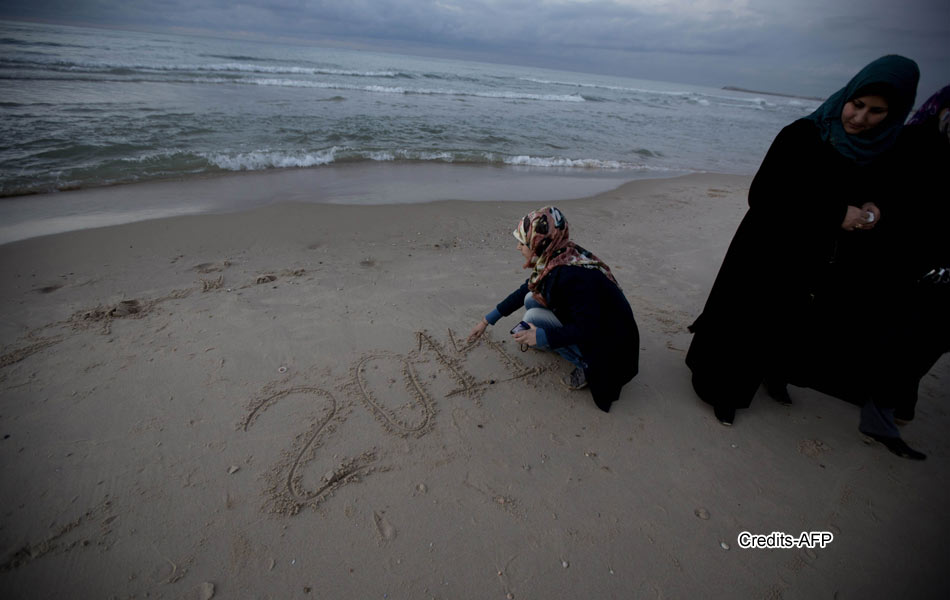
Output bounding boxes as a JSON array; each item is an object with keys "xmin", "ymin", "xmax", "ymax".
[{"xmin": 467, "ymin": 281, "xmax": 530, "ymax": 343}]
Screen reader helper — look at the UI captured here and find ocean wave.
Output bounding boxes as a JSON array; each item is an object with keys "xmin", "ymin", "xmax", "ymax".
[
  {"xmin": 0, "ymin": 145, "xmax": 675, "ymax": 197},
  {"xmin": 202, "ymin": 149, "xmax": 339, "ymax": 170},
  {"xmin": 201, "ymin": 147, "xmax": 474, "ymax": 170},
  {"xmin": 521, "ymin": 75, "xmax": 802, "ymax": 112},
  {"xmin": 521, "ymin": 76, "xmax": 696, "ymax": 97},
  {"xmin": 0, "ymin": 101, "xmax": 48, "ymax": 108},
  {"xmin": 0, "ymin": 150, "xmax": 210, "ymax": 196},
  {"xmin": 0, "ymin": 53, "xmax": 581, "ymax": 102},
  {"xmin": 200, "ymin": 53, "xmax": 283, "ymax": 62},
  {"xmin": 520, "ymin": 77, "xmax": 638, "ymax": 92},
  {"xmin": 0, "ymin": 37, "xmax": 85, "ymax": 49},
  {"xmin": 240, "ymin": 78, "xmax": 585, "ymax": 102},
  {"xmin": 0, "ymin": 61, "xmax": 586, "ymax": 103},
  {"xmin": 524, "ymin": 77, "xmax": 766, "ymax": 105},
  {"xmin": 0, "ymin": 56, "xmax": 403, "ymax": 78},
  {"xmin": 201, "ymin": 148, "xmax": 649, "ymax": 171},
  {"xmin": 422, "ymin": 72, "xmax": 482, "ymax": 83},
  {"xmin": 469, "ymin": 90, "xmax": 584, "ymax": 102},
  {"xmin": 505, "ymin": 155, "xmax": 628, "ymax": 169},
  {"xmin": 195, "ymin": 63, "xmax": 403, "ymax": 77}
]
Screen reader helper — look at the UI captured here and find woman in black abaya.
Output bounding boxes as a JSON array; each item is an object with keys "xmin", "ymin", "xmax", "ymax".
[
  {"xmin": 685, "ymin": 55, "xmax": 920, "ymax": 438},
  {"xmin": 868, "ymin": 86, "xmax": 950, "ymax": 425}
]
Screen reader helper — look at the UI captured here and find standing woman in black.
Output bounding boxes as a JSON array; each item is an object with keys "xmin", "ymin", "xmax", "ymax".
[
  {"xmin": 685, "ymin": 55, "xmax": 919, "ymax": 427},
  {"xmin": 874, "ymin": 86, "xmax": 950, "ymax": 426}
]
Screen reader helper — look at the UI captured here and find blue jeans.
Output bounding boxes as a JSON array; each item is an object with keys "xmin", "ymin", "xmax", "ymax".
[
  {"xmin": 522, "ymin": 293, "xmax": 587, "ymax": 370},
  {"xmin": 859, "ymin": 400, "xmax": 900, "ymax": 438}
]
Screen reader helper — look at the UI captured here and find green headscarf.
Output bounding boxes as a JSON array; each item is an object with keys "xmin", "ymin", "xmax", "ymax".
[{"xmin": 805, "ymin": 55, "xmax": 919, "ymax": 165}]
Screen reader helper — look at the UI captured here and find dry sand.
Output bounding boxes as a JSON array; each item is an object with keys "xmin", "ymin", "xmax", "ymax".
[{"xmin": 0, "ymin": 172, "xmax": 947, "ymax": 599}]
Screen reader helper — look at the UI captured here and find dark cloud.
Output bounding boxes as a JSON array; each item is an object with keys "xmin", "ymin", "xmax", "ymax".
[{"xmin": 1, "ymin": 0, "xmax": 947, "ymax": 97}]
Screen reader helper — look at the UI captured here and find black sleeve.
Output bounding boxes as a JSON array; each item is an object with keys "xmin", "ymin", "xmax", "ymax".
[{"xmin": 494, "ymin": 280, "xmax": 530, "ymax": 318}]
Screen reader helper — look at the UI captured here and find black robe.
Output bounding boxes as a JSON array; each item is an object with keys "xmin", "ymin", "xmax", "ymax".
[
  {"xmin": 495, "ymin": 265, "xmax": 639, "ymax": 412},
  {"xmin": 685, "ymin": 118, "xmax": 892, "ymax": 410},
  {"xmin": 866, "ymin": 121, "xmax": 950, "ymax": 419}
]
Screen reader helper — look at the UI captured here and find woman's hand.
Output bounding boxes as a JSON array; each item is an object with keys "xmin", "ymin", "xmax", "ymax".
[
  {"xmin": 467, "ymin": 319, "xmax": 489, "ymax": 344},
  {"xmin": 512, "ymin": 322, "xmax": 538, "ymax": 347},
  {"xmin": 861, "ymin": 202, "xmax": 881, "ymax": 227},
  {"xmin": 841, "ymin": 203, "xmax": 880, "ymax": 231}
]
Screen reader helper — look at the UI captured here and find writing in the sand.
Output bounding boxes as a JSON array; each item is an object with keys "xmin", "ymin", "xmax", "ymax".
[{"xmin": 241, "ymin": 329, "xmax": 543, "ymax": 515}]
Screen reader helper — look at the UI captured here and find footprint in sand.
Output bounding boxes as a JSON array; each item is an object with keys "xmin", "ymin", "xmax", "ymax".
[
  {"xmin": 34, "ymin": 283, "xmax": 63, "ymax": 294},
  {"xmin": 797, "ymin": 439, "xmax": 830, "ymax": 459},
  {"xmin": 191, "ymin": 261, "xmax": 231, "ymax": 274},
  {"xmin": 373, "ymin": 511, "xmax": 396, "ymax": 541},
  {"xmin": 201, "ymin": 276, "xmax": 224, "ymax": 292}
]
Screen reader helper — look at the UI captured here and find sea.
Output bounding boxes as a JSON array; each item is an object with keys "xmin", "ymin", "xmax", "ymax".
[{"xmin": 0, "ymin": 19, "xmax": 823, "ymax": 241}]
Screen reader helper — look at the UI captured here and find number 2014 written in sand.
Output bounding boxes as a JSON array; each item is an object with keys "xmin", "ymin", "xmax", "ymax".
[{"xmin": 241, "ymin": 329, "xmax": 543, "ymax": 515}]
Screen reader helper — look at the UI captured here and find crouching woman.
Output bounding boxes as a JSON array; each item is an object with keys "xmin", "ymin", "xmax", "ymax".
[{"xmin": 467, "ymin": 206, "xmax": 639, "ymax": 412}]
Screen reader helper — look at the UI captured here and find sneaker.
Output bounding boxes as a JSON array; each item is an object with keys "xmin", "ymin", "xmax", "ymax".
[
  {"xmin": 561, "ymin": 367, "xmax": 588, "ymax": 390},
  {"xmin": 862, "ymin": 432, "xmax": 926, "ymax": 461}
]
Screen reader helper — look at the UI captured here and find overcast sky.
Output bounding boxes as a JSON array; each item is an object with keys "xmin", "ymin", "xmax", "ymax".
[{"xmin": 2, "ymin": 0, "xmax": 947, "ymax": 100}]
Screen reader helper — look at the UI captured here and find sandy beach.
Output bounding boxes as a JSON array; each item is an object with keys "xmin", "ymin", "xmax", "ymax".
[{"xmin": 1, "ymin": 171, "xmax": 947, "ymax": 599}]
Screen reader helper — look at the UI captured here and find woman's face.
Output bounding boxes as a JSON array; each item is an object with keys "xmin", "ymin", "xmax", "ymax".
[
  {"xmin": 518, "ymin": 242, "xmax": 533, "ymax": 262},
  {"xmin": 841, "ymin": 95, "xmax": 890, "ymax": 135}
]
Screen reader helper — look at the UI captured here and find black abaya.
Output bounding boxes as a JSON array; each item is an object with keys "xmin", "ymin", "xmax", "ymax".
[{"xmin": 686, "ymin": 118, "xmax": 891, "ymax": 411}]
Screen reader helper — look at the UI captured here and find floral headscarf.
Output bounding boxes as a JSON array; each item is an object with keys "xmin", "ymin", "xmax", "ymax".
[{"xmin": 513, "ymin": 206, "xmax": 619, "ymax": 306}]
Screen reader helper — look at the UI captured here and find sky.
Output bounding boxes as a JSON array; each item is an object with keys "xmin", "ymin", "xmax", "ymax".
[{"xmin": 1, "ymin": 0, "xmax": 947, "ymax": 100}]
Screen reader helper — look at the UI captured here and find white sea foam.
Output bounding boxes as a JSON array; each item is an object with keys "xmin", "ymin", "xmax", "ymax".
[
  {"xmin": 505, "ymin": 155, "xmax": 625, "ymax": 169},
  {"xmin": 203, "ymin": 149, "xmax": 339, "ymax": 170},
  {"xmin": 366, "ymin": 151, "xmax": 395, "ymax": 161},
  {"xmin": 197, "ymin": 147, "xmax": 668, "ymax": 172},
  {"xmin": 415, "ymin": 151, "xmax": 457, "ymax": 161},
  {"xmin": 504, "ymin": 155, "xmax": 678, "ymax": 172}
]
